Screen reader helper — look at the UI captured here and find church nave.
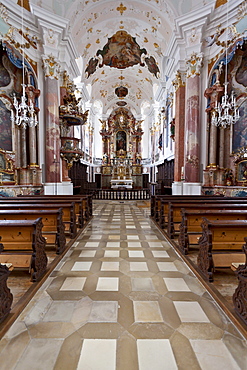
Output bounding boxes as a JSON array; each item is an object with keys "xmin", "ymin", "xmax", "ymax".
[{"xmin": 0, "ymin": 201, "xmax": 246, "ymax": 370}]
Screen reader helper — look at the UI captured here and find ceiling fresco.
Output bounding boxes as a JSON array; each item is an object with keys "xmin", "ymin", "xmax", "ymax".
[
  {"xmin": 29, "ymin": 0, "xmax": 214, "ymax": 115},
  {"xmin": 96, "ymin": 31, "xmax": 147, "ymax": 70}
]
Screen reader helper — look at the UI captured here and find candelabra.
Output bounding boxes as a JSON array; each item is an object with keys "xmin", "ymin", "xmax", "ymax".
[
  {"xmin": 11, "ymin": 84, "xmax": 38, "ymax": 128},
  {"xmin": 211, "ymin": 82, "xmax": 239, "ymax": 128},
  {"xmin": 211, "ymin": 1, "xmax": 239, "ymax": 128},
  {"xmin": 11, "ymin": 0, "xmax": 38, "ymax": 129}
]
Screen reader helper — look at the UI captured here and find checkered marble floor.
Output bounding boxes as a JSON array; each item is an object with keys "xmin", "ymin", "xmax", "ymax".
[{"xmin": 1, "ymin": 201, "xmax": 246, "ymax": 370}]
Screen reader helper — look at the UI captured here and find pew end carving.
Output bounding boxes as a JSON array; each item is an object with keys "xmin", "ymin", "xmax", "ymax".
[{"xmin": 233, "ymin": 239, "xmax": 247, "ymax": 326}]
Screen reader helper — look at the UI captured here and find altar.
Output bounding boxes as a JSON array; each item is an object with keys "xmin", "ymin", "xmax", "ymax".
[
  {"xmin": 100, "ymin": 107, "xmax": 143, "ymax": 189},
  {"xmin": 110, "ymin": 179, "xmax": 133, "ymax": 189}
]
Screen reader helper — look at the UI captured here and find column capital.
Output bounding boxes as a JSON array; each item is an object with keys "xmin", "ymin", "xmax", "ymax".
[
  {"xmin": 42, "ymin": 54, "xmax": 60, "ymax": 79},
  {"xmin": 172, "ymin": 71, "xmax": 185, "ymax": 92},
  {"xmin": 186, "ymin": 52, "xmax": 204, "ymax": 78}
]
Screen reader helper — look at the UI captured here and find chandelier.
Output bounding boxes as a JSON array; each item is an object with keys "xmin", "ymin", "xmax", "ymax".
[
  {"xmin": 211, "ymin": 1, "xmax": 239, "ymax": 128},
  {"xmin": 11, "ymin": 84, "xmax": 38, "ymax": 128},
  {"xmin": 11, "ymin": 1, "xmax": 38, "ymax": 129},
  {"xmin": 211, "ymin": 81, "xmax": 239, "ymax": 128}
]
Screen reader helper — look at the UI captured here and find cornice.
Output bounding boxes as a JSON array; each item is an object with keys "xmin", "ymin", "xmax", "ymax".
[{"xmin": 31, "ymin": 4, "xmax": 69, "ymax": 32}]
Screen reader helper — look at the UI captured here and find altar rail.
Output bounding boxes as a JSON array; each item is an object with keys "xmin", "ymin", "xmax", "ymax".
[{"xmin": 93, "ymin": 189, "xmax": 150, "ymax": 200}]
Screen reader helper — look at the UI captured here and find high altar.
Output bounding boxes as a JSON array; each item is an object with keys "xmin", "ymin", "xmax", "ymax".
[{"xmin": 100, "ymin": 108, "xmax": 143, "ymax": 189}]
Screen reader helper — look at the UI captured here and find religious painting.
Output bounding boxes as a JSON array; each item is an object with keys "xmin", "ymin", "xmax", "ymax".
[
  {"xmin": 96, "ymin": 30, "xmax": 147, "ymax": 69},
  {"xmin": 115, "ymin": 86, "xmax": 128, "ymax": 98},
  {"xmin": 232, "ymin": 100, "xmax": 247, "ymax": 153},
  {"xmin": 237, "ymin": 160, "xmax": 247, "ymax": 182},
  {"xmin": 235, "ymin": 45, "xmax": 247, "ymax": 87},
  {"xmin": 145, "ymin": 56, "xmax": 160, "ymax": 78},
  {"xmin": 0, "ymin": 98, "xmax": 12, "ymax": 151},
  {"xmin": 116, "ymin": 130, "xmax": 126, "ymax": 151},
  {"xmin": 0, "ymin": 54, "xmax": 11, "ymax": 87},
  {"xmin": 85, "ymin": 57, "xmax": 98, "ymax": 78}
]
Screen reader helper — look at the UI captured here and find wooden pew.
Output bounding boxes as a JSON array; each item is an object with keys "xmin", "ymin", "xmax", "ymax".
[
  {"xmin": 0, "ymin": 209, "xmax": 66, "ymax": 254},
  {"xmin": 0, "ymin": 263, "xmax": 13, "ymax": 323},
  {"xmin": 167, "ymin": 200, "xmax": 247, "ymax": 239},
  {"xmin": 179, "ymin": 209, "xmax": 247, "ymax": 255},
  {"xmin": 157, "ymin": 195, "xmax": 224, "ymax": 227},
  {"xmin": 233, "ymin": 238, "xmax": 247, "ymax": 326},
  {"xmin": 0, "ymin": 218, "xmax": 47, "ymax": 282},
  {"xmin": 17, "ymin": 195, "xmax": 92, "ymax": 227},
  {"xmin": 0, "ymin": 201, "xmax": 77, "ymax": 238},
  {"xmin": 151, "ymin": 194, "xmax": 224, "ymax": 225},
  {"xmin": 197, "ymin": 218, "xmax": 247, "ymax": 282}
]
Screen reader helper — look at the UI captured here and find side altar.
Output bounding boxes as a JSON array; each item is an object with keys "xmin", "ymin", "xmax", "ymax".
[{"xmin": 100, "ymin": 107, "xmax": 143, "ymax": 189}]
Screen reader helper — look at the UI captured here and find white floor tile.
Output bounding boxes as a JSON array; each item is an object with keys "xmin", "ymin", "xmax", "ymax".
[
  {"xmin": 96, "ymin": 277, "xmax": 119, "ymax": 291},
  {"xmin": 71, "ymin": 261, "xmax": 92, "ymax": 271},
  {"xmin": 60, "ymin": 277, "xmax": 86, "ymax": 291},
  {"xmin": 152, "ymin": 251, "xmax": 169, "ymax": 258},
  {"xmin": 163, "ymin": 278, "xmax": 191, "ymax": 292},
  {"xmin": 130, "ymin": 262, "xmax": 149, "ymax": 271},
  {"xmin": 174, "ymin": 301, "xmax": 210, "ymax": 323},
  {"xmin": 84, "ymin": 242, "xmax": 99, "ymax": 248},
  {"xmin": 104, "ymin": 250, "xmax": 120, "ymax": 258},
  {"xmin": 128, "ymin": 251, "xmax": 145, "ymax": 258},
  {"xmin": 101, "ymin": 261, "xmax": 120, "ymax": 271},
  {"xmin": 127, "ymin": 242, "xmax": 142, "ymax": 248},
  {"xmin": 137, "ymin": 339, "xmax": 177, "ymax": 370},
  {"xmin": 190, "ymin": 340, "xmax": 241, "ymax": 370},
  {"xmin": 157, "ymin": 262, "xmax": 178, "ymax": 271},
  {"xmin": 79, "ymin": 250, "xmax": 96, "ymax": 258},
  {"xmin": 106, "ymin": 242, "xmax": 120, "ymax": 248},
  {"xmin": 147, "ymin": 242, "xmax": 164, "ymax": 248},
  {"xmin": 77, "ymin": 339, "xmax": 116, "ymax": 370}
]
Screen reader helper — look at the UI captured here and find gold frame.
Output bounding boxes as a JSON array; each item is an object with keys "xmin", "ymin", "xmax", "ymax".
[{"xmin": 237, "ymin": 160, "xmax": 247, "ymax": 183}]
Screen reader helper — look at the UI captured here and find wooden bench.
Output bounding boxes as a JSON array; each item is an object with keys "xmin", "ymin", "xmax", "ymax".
[
  {"xmin": 0, "ymin": 209, "xmax": 66, "ymax": 254},
  {"xmin": 178, "ymin": 209, "xmax": 247, "ymax": 255},
  {"xmin": 0, "ymin": 218, "xmax": 47, "ymax": 282},
  {"xmin": 233, "ymin": 238, "xmax": 247, "ymax": 326},
  {"xmin": 159, "ymin": 195, "xmax": 229, "ymax": 228},
  {"xmin": 0, "ymin": 263, "xmax": 13, "ymax": 323},
  {"xmin": 150, "ymin": 194, "xmax": 224, "ymax": 225},
  {"xmin": 167, "ymin": 200, "xmax": 247, "ymax": 239},
  {"xmin": 197, "ymin": 218, "xmax": 247, "ymax": 282},
  {"xmin": 0, "ymin": 201, "xmax": 77, "ymax": 238},
  {"xmin": 17, "ymin": 195, "xmax": 93, "ymax": 227}
]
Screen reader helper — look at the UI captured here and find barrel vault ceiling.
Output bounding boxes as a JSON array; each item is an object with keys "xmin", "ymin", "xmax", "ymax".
[{"xmin": 30, "ymin": 0, "xmax": 214, "ymax": 116}]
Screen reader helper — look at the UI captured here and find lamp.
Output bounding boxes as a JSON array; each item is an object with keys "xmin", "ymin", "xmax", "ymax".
[
  {"xmin": 11, "ymin": 0, "xmax": 38, "ymax": 128},
  {"xmin": 211, "ymin": 0, "xmax": 239, "ymax": 128}
]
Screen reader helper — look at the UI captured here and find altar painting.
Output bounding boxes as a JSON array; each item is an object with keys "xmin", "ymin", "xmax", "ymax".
[
  {"xmin": 237, "ymin": 160, "xmax": 247, "ymax": 182},
  {"xmin": 0, "ymin": 99, "xmax": 12, "ymax": 151},
  {"xmin": 116, "ymin": 130, "xmax": 126, "ymax": 151},
  {"xmin": 232, "ymin": 100, "xmax": 247, "ymax": 153}
]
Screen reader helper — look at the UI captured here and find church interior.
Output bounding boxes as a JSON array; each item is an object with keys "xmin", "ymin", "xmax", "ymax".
[{"xmin": 0, "ymin": 0, "xmax": 246, "ymax": 368}]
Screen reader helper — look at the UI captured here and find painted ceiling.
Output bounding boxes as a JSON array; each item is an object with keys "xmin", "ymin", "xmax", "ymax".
[{"xmin": 30, "ymin": 0, "xmax": 214, "ymax": 115}]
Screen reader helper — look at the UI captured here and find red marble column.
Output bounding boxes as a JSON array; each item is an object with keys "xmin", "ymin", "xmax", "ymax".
[
  {"xmin": 184, "ymin": 74, "xmax": 200, "ymax": 183},
  {"xmin": 174, "ymin": 82, "xmax": 185, "ymax": 182},
  {"xmin": 45, "ymin": 77, "xmax": 61, "ymax": 183}
]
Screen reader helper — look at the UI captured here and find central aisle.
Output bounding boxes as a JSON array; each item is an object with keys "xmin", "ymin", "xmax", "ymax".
[{"xmin": 0, "ymin": 201, "xmax": 246, "ymax": 370}]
